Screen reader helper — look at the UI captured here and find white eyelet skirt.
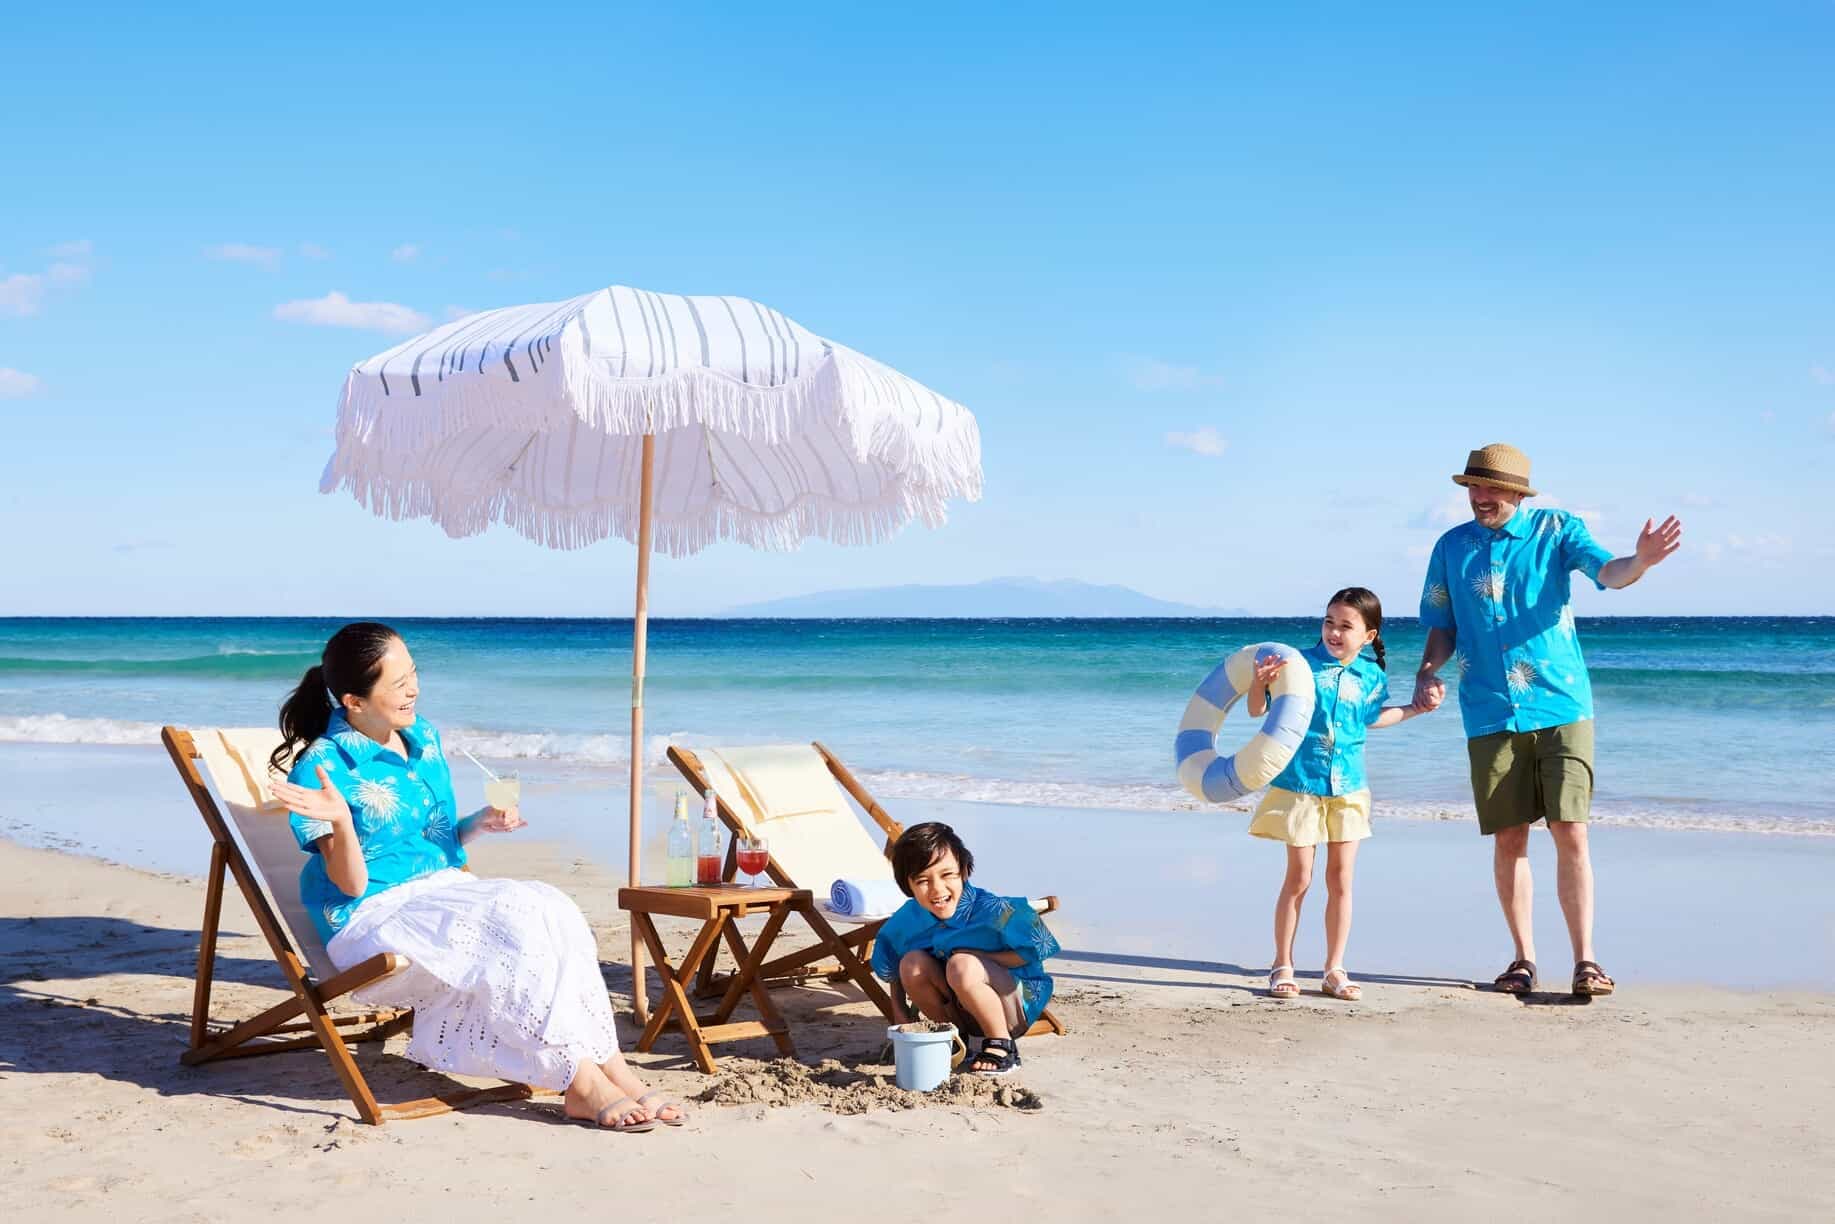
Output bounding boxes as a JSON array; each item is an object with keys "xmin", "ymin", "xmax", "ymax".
[{"xmin": 326, "ymin": 868, "xmax": 620, "ymax": 1092}]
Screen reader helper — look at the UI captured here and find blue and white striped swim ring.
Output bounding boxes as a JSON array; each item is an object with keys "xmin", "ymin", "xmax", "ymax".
[{"xmin": 1174, "ymin": 642, "xmax": 1316, "ymax": 803}]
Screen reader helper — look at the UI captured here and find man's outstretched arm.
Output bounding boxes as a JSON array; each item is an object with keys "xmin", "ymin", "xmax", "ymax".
[{"xmin": 1597, "ymin": 515, "xmax": 1683, "ymax": 589}]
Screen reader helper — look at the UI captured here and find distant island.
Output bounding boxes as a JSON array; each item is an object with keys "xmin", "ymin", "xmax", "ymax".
[{"xmin": 722, "ymin": 577, "xmax": 1250, "ymax": 618}]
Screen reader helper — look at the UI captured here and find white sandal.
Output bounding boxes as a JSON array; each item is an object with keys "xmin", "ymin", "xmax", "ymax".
[
  {"xmin": 1321, "ymin": 966, "xmax": 1362, "ymax": 1001},
  {"xmin": 1267, "ymin": 965, "xmax": 1299, "ymax": 999}
]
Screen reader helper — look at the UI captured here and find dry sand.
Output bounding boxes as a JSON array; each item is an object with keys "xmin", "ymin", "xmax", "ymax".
[{"xmin": 2, "ymin": 836, "xmax": 1831, "ymax": 1223}]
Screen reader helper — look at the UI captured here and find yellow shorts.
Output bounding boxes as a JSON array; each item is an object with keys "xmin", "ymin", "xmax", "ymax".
[{"xmin": 1249, "ymin": 787, "xmax": 1373, "ymax": 847}]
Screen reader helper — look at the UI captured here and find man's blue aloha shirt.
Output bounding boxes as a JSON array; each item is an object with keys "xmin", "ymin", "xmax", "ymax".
[
  {"xmin": 1419, "ymin": 506, "xmax": 1614, "ymax": 740},
  {"xmin": 286, "ymin": 712, "xmax": 466, "ymax": 944},
  {"xmin": 1265, "ymin": 641, "xmax": 1390, "ymax": 797},
  {"xmin": 871, "ymin": 883, "xmax": 1061, "ymax": 1028}
]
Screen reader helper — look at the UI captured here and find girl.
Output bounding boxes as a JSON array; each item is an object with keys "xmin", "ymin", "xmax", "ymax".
[
  {"xmin": 1246, "ymin": 587, "xmax": 1439, "ymax": 1001},
  {"xmin": 268, "ymin": 622, "xmax": 685, "ymax": 1133},
  {"xmin": 870, "ymin": 822, "xmax": 1060, "ymax": 1077}
]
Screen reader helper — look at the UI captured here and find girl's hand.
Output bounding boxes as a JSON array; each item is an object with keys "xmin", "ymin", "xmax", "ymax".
[
  {"xmin": 1411, "ymin": 684, "xmax": 1444, "ymax": 714},
  {"xmin": 271, "ymin": 766, "xmax": 353, "ymax": 827},
  {"xmin": 1251, "ymin": 656, "xmax": 1287, "ymax": 689},
  {"xmin": 476, "ymin": 805, "xmax": 526, "ymax": 834}
]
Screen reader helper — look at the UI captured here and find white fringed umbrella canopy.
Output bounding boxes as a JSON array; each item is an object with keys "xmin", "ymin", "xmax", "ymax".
[{"xmin": 320, "ymin": 285, "xmax": 982, "ymax": 1018}]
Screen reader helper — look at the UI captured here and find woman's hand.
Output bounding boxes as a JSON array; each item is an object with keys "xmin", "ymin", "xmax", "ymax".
[
  {"xmin": 475, "ymin": 804, "xmax": 526, "ymax": 835},
  {"xmin": 271, "ymin": 766, "xmax": 353, "ymax": 828}
]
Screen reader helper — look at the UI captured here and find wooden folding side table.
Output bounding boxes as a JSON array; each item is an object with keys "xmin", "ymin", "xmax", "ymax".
[{"xmin": 620, "ymin": 884, "xmax": 824, "ymax": 1073}]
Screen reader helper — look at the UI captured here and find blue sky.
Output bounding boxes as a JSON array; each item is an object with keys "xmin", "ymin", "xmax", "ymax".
[{"xmin": 4, "ymin": 3, "xmax": 1833, "ymax": 616}]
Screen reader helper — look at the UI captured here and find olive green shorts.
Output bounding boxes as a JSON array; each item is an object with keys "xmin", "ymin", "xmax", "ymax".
[{"xmin": 1466, "ymin": 720, "xmax": 1595, "ymax": 835}]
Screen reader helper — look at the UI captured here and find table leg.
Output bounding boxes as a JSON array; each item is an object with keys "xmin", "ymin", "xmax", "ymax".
[
  {"xmin": 632, "ymin": 912, "xmax": 727, "ymax": 1074},
  {"xmin": 714, "ymin": 904, "xmax": 796, "ymax": 1056}
]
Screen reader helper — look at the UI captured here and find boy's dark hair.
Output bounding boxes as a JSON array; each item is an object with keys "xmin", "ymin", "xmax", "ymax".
[{"xmin": 890, "ymin": 822, "xmax": 975, "ymax": 896}]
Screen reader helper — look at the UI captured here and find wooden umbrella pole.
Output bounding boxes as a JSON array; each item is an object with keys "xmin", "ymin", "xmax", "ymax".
[{"xmin": 629, "ymin": 434, "xmax": 656, "ymax": 1025}]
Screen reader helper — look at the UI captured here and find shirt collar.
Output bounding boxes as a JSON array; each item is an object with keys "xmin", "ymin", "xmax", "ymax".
[
  {"xmin": 327, "ymin": 711, "xmax": 426, "ymax": 764},
  {"xmin": 1305, "ymin": 641, "xmax": 1373, "ymax": 672},
  {"xmin": 1495, "ymin": 507, "xmax": 1533, "ymax": 539}
]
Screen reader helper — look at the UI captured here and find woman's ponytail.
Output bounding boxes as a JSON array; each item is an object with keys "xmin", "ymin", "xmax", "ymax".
[
  {"xmin": 273, "ymin": 664, "xmax": 334, "ymax": 774},
  {"xmin": 270, "ymin": 621, "xmax": 403, "ymax": 774}
]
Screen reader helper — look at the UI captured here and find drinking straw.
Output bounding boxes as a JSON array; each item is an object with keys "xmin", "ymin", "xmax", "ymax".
[{"xmin": 457, "ymin": 746, "xmax": 501, "ymax": 781}]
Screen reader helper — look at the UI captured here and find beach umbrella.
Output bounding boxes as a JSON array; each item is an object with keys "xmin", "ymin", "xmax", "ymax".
[{"xmin": 318, "ymin": 285, "xmax": 981, "ymax": 1019}]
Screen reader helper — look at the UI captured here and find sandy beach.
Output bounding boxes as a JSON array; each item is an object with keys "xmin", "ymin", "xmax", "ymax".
[{"xmin": 5, "ymin": 826, "xmax": 1832, "ymax": 1223}]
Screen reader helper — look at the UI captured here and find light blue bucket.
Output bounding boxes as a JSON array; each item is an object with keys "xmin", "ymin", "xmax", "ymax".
[{"xmin": 886, "ymin": 1023, "xmax": 966, "ymax": 1091}]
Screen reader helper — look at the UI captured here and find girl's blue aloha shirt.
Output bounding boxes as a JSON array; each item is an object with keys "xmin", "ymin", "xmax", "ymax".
[
  {"xmin": 1265, "ymin": 642, "xmax": 1390, "ymax": 797},
  {"xmin": 1419, "ymin": 507, "xmax": 1613, "ymax": 740},
  {"xmin": 871, "ymin": 883, "xmax": 1061, "ymax": 1029},
  {"xmin": 286, "ymin": 712, "xmax": 465, "ymax": 945}
]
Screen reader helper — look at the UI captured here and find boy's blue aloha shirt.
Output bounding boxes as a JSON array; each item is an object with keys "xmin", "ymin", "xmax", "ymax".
[
  {"xmin": 286, "ymin": 712, "xmax": 466, "ymax": 945},
  {"xmin": 1265, "ymin": 641, "xmax": 1390, "ymax": 797},
  {"xmin": 1419, "ymin": 507, "xmax": 1614, "ymax": 740},
  {"xmin": 871, "ymin": 883, "xmax": 1061, "ymax": 1028}
]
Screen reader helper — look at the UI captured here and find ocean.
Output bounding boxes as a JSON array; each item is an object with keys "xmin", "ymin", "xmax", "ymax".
[{"xmin": 2, "ymin": 615, "xmax": 1830, "ymax": 838}]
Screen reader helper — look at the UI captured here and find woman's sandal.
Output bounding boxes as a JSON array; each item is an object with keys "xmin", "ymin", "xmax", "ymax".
[
  {"xmin": 1321, "ymin": 966, "xmax": 1363, "ymax": 1001},
  {"xmin": 572, "ymin": 1095, "xmax": 656, "ymax": 1133},
  {"xmin": 1492, "ymin": 959, "xmax": 1536, "ymax": 994},
  {"xmin": 1268, "ymin": 965, "xmax": 1300, "ymax": 999},
  {"xmin": 968, "ymin": 1037, "xmax": 1021, "ymax": 1077},
  {"xmin": 637, "ymin": 1090, "xmax": 688, "ymax": 1126},
  {"xmin": 1572, "ymin": 961, "xmax": 1616, "ymax": 997}
]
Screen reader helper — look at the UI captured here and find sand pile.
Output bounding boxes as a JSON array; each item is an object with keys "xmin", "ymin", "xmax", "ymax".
[{"xmin": 693, "ymin": 1057, "xmax": 1044, "ymax": 1115}]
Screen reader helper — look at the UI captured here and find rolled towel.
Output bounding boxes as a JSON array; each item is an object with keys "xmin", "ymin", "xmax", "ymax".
[{"xmin": 828, "ymin": 877, "xmax": 906, "ymax": 919}]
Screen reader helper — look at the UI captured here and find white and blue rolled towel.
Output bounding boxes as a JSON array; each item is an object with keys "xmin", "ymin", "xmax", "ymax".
[{"xmin": 828, "ymin": 877, "xmax": 906, "ymax": 920}]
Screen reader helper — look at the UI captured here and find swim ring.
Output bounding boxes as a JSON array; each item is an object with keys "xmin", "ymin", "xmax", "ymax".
[{"xmin": 1174, "ymin": 642, "xmax": 1316, "ymax": 803}]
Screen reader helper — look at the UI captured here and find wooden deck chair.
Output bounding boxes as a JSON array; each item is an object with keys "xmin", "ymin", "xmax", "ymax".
[
  {"xmin": 667, "ymin": 743, "xmax": 1066, "ymax": 1038},
  {"xmin": 162, "ymin": 725, "xmax": 538, "ymax": 1124}
]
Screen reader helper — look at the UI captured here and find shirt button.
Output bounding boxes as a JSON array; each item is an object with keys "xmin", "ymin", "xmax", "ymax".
[{"xmin": 407, "ymin": 770, "xmax": 418, "ymax": 780}]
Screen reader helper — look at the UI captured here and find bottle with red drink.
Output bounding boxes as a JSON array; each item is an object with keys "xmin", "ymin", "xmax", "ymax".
[{"xmin": 696, "ymin": 788, "xmax": 723, "ymax": 885}]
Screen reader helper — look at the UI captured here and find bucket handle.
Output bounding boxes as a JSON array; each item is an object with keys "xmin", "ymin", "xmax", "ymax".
[{"xmin": 948, "ymin": 1032, "xmax": 969, "ymax": 1070}]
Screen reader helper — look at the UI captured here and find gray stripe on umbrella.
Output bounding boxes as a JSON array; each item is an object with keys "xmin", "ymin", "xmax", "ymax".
[
  {"xmin": 682, "ymin": 296, "xmax": 711, "ymax": 365},
  {"xmin": 747, "ymin": 299, "xmax": 779, "ymax": 384},
  {"xmin": 716, "ymin": 296, "xmax": 750, "ymax": 383}
]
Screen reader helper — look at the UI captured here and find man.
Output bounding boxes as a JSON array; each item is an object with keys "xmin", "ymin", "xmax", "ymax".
[{"xmin": 1415, "ymin": 443, "xmax": 1681, "ymax": 997}]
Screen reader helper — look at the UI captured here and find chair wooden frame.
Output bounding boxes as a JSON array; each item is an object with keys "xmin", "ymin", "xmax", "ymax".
[
  {"xmin": 666, "ymin": 742, "xmax": 1067, "ymax": 1038},
  {"xmin": 163, "ymin": 726, "xmax": 538, "ymax": 1124}
]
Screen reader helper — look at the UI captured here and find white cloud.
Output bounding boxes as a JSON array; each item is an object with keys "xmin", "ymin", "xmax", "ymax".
[
  {"xmin": 274, "ymin": 291, "xmax": 430, "ymax": 335},
  {"xmin": 206, "ymin": 242, "xmax": 281, "ymax": 266},
  {"xmin": 1164, "ymin": 427, "xmax": 1228, "ymax": 457},
  {"xmin": 1812, "ymin": 365, "xmax": 1835, "ymax": 386},
  {"xmin": 0, "ymin": 272, "xmax": 44, "ymax": 316},
  {"xmin": 1706, "ymin": 533, "xmax": 1791, "ymax": 564},
  {"xmin": 47, "ymin": 262, "xmax": 89, "ymax": 287},
  {"xmin": 299, "ymin": 242, "xmax": 331, "ymax": 260},
  {"xmin": 1410, "ymin": 491, "xmax": 1471, "ymax": 529},
  {"xmin": 1679, "ymin": 492, "xmax": 1717, "ymax": 509},
  {"xmin": 0, "ymin": 368, "xmax": 43, "ymax": 397},
  {"xmin": 443, "ymin": 304, "xmax": 474, "ymax": 322},
  {"xmin": 45, "ymin": 239, "xmax": 93, "ymax": 259},
  {"xmin": 1124, "ymin": 354, "xmax": 1226, "ymax": 392},
  {"xmin": 390, "ymin": 243, "xmax": 422, "ymax": 263}
]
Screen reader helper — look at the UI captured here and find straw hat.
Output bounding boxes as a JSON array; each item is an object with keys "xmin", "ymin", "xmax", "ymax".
[{"xmin": 1452, "ymin": 443, "xmax": 1538, "ymax": 497}]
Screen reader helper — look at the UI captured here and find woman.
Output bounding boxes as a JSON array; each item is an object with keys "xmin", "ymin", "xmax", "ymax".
[{"xmin": 269, "ymin": 622, "xmax": 683, "ymax": 1132}]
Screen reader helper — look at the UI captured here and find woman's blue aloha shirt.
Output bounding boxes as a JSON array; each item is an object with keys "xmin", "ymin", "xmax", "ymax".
[{"xmin": 286, "ymin": 712, "xmax": 466, "ymax": 944}]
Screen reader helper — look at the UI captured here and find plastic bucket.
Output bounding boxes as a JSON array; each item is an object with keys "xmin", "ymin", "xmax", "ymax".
[{"xmin": 886, "ymin": 1023, "xmax": 966, "ymax": 1091}]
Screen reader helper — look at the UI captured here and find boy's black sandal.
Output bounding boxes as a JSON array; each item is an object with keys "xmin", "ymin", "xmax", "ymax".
[{"xmin": 968, "ymin": 1036, "xmax": 1020, "ymax": 1077}]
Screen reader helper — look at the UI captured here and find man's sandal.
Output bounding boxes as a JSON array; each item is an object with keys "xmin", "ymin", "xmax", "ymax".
[
  {"xmin": 1493, "ymin": 959, "xmax": 1536, "ymax": 994},
  {"xmin": 637, "ymin": 1090, "xmax": 688, "ymax": 1126},
  {"xmin": 1321, "ymin": 967, "xmax": 1363, "ymax": 1001},
  {"xmin": 1572, "ymin": 961, "xmax": 1616, "ymax": 997},
  {"xmin": 1268, "ymin": 965, "xmax": 1300, "ymax": 1000},
  {"xmin": 968, "ymin": 1036, "xmax": 1021, "ymax": 1077}
]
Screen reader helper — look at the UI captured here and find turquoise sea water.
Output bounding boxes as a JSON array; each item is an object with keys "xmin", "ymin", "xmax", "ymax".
[{"xmin": 2, "ymin": 616, "xmax": 1830, "ymax": 835}]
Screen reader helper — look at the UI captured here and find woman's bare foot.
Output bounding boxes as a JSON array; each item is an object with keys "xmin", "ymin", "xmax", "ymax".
[
  {"xmin": 563, "ymin": 1061, "xmax": 649, "ymax": 1128},
  {"xmin": 601, "ymin": 1055, "xmax": 684, "ymax": 1124}
]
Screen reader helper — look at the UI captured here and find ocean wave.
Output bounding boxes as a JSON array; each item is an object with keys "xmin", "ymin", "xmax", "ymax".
[
  {"xmin": 0, "ymin": 650, "xmax": 318, "ymax": 679},
  {"xmin": 4, "ymin": 713, "xmax": 1828, "ymax": 837}
]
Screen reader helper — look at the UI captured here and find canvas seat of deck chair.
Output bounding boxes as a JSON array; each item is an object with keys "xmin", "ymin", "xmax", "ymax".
[
  {"xmin": 666, "ymin": 742, "xmax": 1066, "ymax": 1039},
  {"xmin": 163, "ymin": 725, "xmax": 539, "ymax": 1124}
]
